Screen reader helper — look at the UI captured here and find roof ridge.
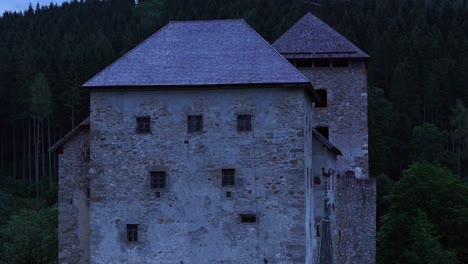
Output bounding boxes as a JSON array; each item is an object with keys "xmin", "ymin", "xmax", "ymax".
[
  {"xmin": 239, "ymin": 20, "xmax": 311, "ymax": 85},
  {"xmin": 170, "ymin": 18, "xmax": 245, "ymax": 23}
]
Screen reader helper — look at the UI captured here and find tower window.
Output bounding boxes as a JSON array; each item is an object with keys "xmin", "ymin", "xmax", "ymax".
[
  {"xmin": 127, "ymin": 224, "xmax": 138, "ymax": 242},
  {"xmin": 316, "ymin": 224, "xmax": 321, "ymax": 237},
  {"xmin": 315, "ymin": 89, "xmax": 327, "ymax": 108},
  {"xmin": 313, "ymin": 176, "xmax": 321, "ymax": 185},
  {"xmin": 296, "ymin": 59, "xmax": 313, "ymax": 67},
  {"xmin": 222, "ymin": 169, "xmax": 235, "ymax": 187},
  {"xmin": 314, "ymin": 59, "xmax": 330, "ymax": 67},
  {"xmin": 84, "ymin": 145, "xmax": 90, "ymax": 161},
  {"xmin": 316, "ymin": 126, "xmax": 329, "ymax": 140},
  {"xmin": 332, "ymin": 59, "xmax": 349, "ymax": 67},
  {"xmin": 151, "ymin": 171, "xmax": 166, "ymax": 189},
  {"xmin": 237, "ymin": 115, "xmax": 252, "ymax": 132},
  {"xmin": 241, "ymin": 214, "xmax": 257, "ymax": 223},
  {"xmin": 136, "ymin": 117, "xmax": 151, "ymax": 134},
  {"xmin": 188, "ymin": 115, "xmax": 203, "ymax": 132}
]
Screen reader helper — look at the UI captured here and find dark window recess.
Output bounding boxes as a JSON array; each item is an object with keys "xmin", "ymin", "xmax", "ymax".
[
  {"xmin": 332, "ymin": 59, "xmax": 349, "ymax": 67},
  {"xmin": 127, "ymin": 224, "xmax": 138, "ymax": 242},
  {"xmin": 315, "ymin": 89, "xmax": 327, "ymax": 108},
  {"xmin": 287, "ymin": 59, "xmax": 296, "ymax": 66},
  {"xmin": 241, "ymin": 214, "xmax": 257, "ymax": 223},
  {"xmin": 314, "ymin": 59, "xmax": 330, "ymax": 67},
  {"xmin": 151, "ymin": 171, "xmax": 166, "ymax": 189},
  {"xmin": 222, "ymin": 169, "xmax": 235, "ymax": 187},
  {"xmin": 237, "ymin": 115, "xmax": 252, "ymax": 131},
  {"xmin": 316, "ymin": 126, "xmax": 329, "ymax": 140},
  {"xmin": 84, "ymin": 145, "xmax": 90, "ymax": 161},
  {"xmin": 226, "ymin": 191, "xmax": 232, "ymax": 198},
  {"xmin": 316, "ymin": 224, "xmax": 321, "ymax": 237},
  {"xmin": 136, "ymin": 117, "xmax": 151, "ymax": 134},
  {"xmin": 313, "ymin": 176, "xmax": 321, "ymax": 185},
  {"xmin": 188, "ymin": 115, "xmax": 203, "ymax": 132},
  {"xmin": 296, "ymin": 59, "xmax": 313, "ymax": 67},
  {"xmin": 155, "ymin": 191, "xmax": 161, "ymax": 198}
]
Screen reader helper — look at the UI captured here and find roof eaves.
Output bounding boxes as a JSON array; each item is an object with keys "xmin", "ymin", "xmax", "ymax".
[{"xmin": 49, "ymin": 117, "xmax": 90, "ymax": 153}]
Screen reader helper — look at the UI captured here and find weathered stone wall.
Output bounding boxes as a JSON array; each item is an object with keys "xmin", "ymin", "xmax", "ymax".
[
  {"xmin": 58, "ymin": 131, "xmax": 90, "ymax": 264},
  {"xmin": 311, "ymin": 136, "xmax": 338, "ymax": 264},
  {"xmin": 299, "ymin": 61, "xmax": 369, "ymax": 178},
  {"xmin": 304, "ymin": 95, "xmax": 314, "ymax": 264},
  {"xmin": 334, "ymin": 174, "xmax": 376, "ymax": 264},
  {"xmin": 89, "ymin": 87, "xmax": 310, "ymax": 263}
]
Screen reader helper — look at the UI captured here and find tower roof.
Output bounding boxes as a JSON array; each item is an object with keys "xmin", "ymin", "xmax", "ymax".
[
  {"xmin": 272, "ymin": 13, "xmax": 369, "ymax": 59},
  {"xmin": 83, "ymin": 19, "xmax": 310, "ymax": 88}
]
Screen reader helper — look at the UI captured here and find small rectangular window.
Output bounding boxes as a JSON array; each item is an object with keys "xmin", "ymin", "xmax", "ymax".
[
  {"xmin": 151, "ymin": 171, "xmax": 166, "ymax": 189},
  {"xmin": 237, "ymin": 115, "xmax": 252, "ymax": 132},
  {"xmin": 241, "ymin": 214, "xmax": 257, "ymax": 223},
  {"xmin": 315, "ymin": 89, "xmax": 327, "ymax": 108},
  {"xmin": 84, "ymin": 145, "xmax": 90, "ymax": 161},
  {"xmin": 136, "ymin": 117, "xmax": 151, "ymax": 134},
  {"xmin": 188, "ymin": 115, "xmax": 203, "ymax": 132},
  {"xmin": 127, "ymin": 224, "xmax": 138, "ymax": 242},
  {"xmin": 314, "ymin": 59, "xmax": 330, "ymax": 67},
  {"xmin": 332, "ymin": 59, "xmax": 349, "ymax": 67},
  {"xmin": 222, "ymin": 169, "xmax": 235, "ymax": 187}
]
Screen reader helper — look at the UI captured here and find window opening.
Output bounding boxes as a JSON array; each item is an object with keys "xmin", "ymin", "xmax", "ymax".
[
  {"xmin": 314, "ymin": 59, "xmax": 330, "ymax": 67},
  {"xmin": 188, "ymin": 115, "xmax": 203, "ymax": 132},
  {"xmin": 84, "ymin": 145, "xmax": 90, "ymax": 161},
  {"xmin": 151, "ymin": 171, "xmax": 166, "ymax": 189},
  {"xmin": 332, "ymin": 59, "xmax": 349, "ymax": 67},
  {"xmin": 237, "ymin": 115, "xmax": 252, "ymax": 132},
  {"xmin": 241, "ymin": 214, "xmax": 257, "ymax": 223},
  {"xmin": 127, "ymin": 224, "xmax": 138, "ymax": 242},
  {"xmin": 315, "ymin": 89, "xmax": 327, "ymax": 108},
  {"xmin": 296, "ymin": 59, "xmax": 313, "ymax": 67},
  {"xmin": 136, "ymin": 117, "xmax": 151, "ymax": 134},
  {"xmin": 313, "ymin": 176, "xmax": 321, "ymax": 185},
  {"xmin": 316, "ymin": 126, "xmax": 329, "ymax": 140},
  {"xmin": 222, "ymin": 169, "xmax": 235, "ymax": 187}
]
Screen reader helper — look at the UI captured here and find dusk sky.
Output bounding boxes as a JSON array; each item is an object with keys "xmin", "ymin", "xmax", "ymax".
[{"xmin": 0, "ymin": 0, "xmax": 68, "ymax": 14}]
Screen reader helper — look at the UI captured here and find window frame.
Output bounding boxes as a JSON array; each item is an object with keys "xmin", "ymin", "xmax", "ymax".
[
  {"xmin": 126, "ymin": 224, "xmax": 138, "ymax": 243},
  {"xmin": 222, "ymin": 169, "xmax": 235, "ymax": 187},
  {"xmin": 136, "ymin": 116, "xmax": 151, "ymax": 134},
  {"xmin": 240, "ymin": 214, "xmax": 257, "ymax": 224},
  {"xmin": 150, "ymin": 171, "xmax": 167, "ymax": 190},
  {"xmin": 237, "ymin": 114, "xmax": 252, "ymax": 132},
  {"xmin": 187, "ymin": 115, "xmax": 203, "ymax": 132}
]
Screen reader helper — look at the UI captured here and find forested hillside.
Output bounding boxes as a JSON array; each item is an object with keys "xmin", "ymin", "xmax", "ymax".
[{"xmin": 0, "ymin": 0, "xmax": 467, "ymax": 263}]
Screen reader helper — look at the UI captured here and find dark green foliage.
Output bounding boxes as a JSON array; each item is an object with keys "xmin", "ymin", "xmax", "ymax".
[
  {"xmin": 0, "ymin": 206, "xmax": 58, "ymax": 264},
  {"xmin": 378, "ymin": 163, "xmax": 468, "ymax": 263}
]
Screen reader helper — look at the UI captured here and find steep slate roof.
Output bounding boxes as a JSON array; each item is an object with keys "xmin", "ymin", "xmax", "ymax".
[
  {"xmin": 273, "ymin": 12, "xmax": 369, "ymax": 59},
  {"xmin": 83, "ymin": 19, "xmax": 310, "ymax": 88}
]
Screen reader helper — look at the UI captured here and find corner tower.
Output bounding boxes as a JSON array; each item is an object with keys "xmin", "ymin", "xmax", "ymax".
[{"xmin": 273, "ymin": 12, "xmax": 369, "ymax": 178}]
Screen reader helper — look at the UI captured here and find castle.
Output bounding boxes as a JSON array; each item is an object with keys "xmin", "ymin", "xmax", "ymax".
[{"xmin": 51, "ymin": 13, "xmax": 375, "ymax": 264}]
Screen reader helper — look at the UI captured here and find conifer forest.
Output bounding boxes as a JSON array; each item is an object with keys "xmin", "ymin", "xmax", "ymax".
[{"xmin": 0, "ymin": 0, "xmax": 467, "ymax": 263}]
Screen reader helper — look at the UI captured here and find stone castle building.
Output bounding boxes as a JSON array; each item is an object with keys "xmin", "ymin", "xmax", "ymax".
[{"xmin": 51, "ymin": 13, "xmax": 375, "ymax": 264}]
